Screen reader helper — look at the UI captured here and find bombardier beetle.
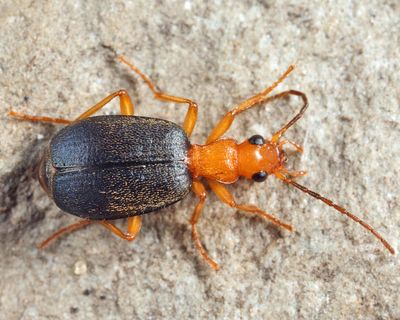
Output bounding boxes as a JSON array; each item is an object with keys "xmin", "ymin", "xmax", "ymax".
[{"xmin": 9, "ymin": 56, "xmax": 394, "ymax": 270}]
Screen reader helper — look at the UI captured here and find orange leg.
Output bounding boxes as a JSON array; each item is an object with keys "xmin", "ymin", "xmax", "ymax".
[
  {"xmin": 190, "ymin": 179, "xmax": 220, "ymax": 270},
  {"xmin": 38, "ymin": 216, "xmax": 142, "ymax": 249},
  {"xmin": 206, "ymin": 66, "xmax": 296, "ymax": 143},
  {"xmin": 8, "ymin": 110, "xmax": 72, "ymax": 124},
  {"xmin": 118, "ymin": 55, "xmax": 198, "ymax": 137},
  {"xmin": 207, "ymin": 179, "xmax": 294, "ymax": 232},
  {"xmin": 207, "ymin": 89, "xmax": 307, "ymax": 144},
  {"xmin": 8, "ymin": 89, "xmax": 135, "ymax": 124},
  {"xmin": 75, "ymin": 89, "xmax": 134, "ymax": 120}
]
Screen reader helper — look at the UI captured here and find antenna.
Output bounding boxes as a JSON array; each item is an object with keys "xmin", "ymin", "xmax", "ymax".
[{"xmin": 275, "ymin": 173, "xmax": 395, "ymax": 254}]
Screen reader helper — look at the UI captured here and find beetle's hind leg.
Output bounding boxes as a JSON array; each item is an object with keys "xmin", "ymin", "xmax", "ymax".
[
  {"xmin": 8, "ymin": 110, "xmax": 72, "ymax": 124},
  {"xmin": 38, "ymin": 216, "xmax": 142, "ymax": 249},
  {"xmin": 99, "ymin": 216, "xmax": 142, "ymax": 241},
  {"xmin": 9, "ymin": 90, "xmax": 135, "ymax": 125},
  {"xmin": 38, "ymin": 220, "xmax": 92, "ymax": 248},
  {"xmin": 117, "ymin": 55, "xmax": 198, "ymax": 137}
]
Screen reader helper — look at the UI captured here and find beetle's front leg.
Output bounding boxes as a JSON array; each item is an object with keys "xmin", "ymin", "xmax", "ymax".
[
  {"xmin": 206, "ymin": 66, "xmax": 295, "ymax": 144},
  {"xmin": 207, "ymin": 179, "xmax": 294, "ymax": 232}
]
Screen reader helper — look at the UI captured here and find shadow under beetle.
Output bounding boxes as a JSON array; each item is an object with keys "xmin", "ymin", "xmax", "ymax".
[{"xmin": 9, "ymin": 56, "xmax": 394, "ymax": 270}]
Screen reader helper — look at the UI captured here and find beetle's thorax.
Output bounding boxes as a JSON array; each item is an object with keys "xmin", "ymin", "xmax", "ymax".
[
  {"xmin": 187, "ymin": 138, "xmax": 283, "ymax": 184},
  {"xmin": 188, "ymin": 139, "xmax": 239, "ymax": 184}
]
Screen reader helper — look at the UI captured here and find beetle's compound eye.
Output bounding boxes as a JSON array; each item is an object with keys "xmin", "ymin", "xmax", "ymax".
[
  {"xmin": 252, "ymin": 171, "xmax": 268, "ymax": 182},
  {"xmin": 248, "ymin": 135, "xmax": 264, "ymax": 145}
]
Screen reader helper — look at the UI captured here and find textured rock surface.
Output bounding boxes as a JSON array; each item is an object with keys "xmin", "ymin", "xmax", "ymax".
[{"xmin": 0, "ymin": 1, "xmax": 399, "ymax": 319}]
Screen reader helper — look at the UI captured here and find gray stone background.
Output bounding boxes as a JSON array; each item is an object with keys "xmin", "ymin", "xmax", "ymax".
[{"xmin": 0, "ymin": 1, "xmax": 399, "ymax": 319}]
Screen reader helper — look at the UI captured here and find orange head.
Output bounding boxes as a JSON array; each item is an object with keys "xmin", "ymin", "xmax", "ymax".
[
  {"xmin": 225, "ymin": 90, "xmax": 394, "ymax": 255},
  {"xmin": 236, "ymin": 132, "xmax": 395, "ymax": 255},
  {"xmin": 237, "ymin": 134, "xmax": 287, "ymax": 182}
]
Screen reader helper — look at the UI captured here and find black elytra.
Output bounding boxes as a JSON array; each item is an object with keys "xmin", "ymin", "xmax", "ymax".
[
  {"xmin": 248, "ymin": 134, "xmax": 264, "ymax": 145},
  {"xmin": 38, "ymin": 115, "xmax": 192, "ymax": 220}
]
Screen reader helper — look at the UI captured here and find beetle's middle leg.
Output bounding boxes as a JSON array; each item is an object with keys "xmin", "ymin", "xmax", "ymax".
[
  {"xmin": 190, "ymin": 179, "xmax": 220, "ymax": 270},
  {"xmin": 75, "ymin": 89, "xmax": 134, "ymax": 119},
  {"xmin": 117, "ymin": 55, "xmax": 198, "ymax": 137},
  {"xmin": 38, "ymin": 216, "xmax": 142, "ymax": 249}
]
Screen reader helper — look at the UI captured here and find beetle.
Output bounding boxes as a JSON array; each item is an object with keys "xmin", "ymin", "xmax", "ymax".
[{"xmin": 9, "ymin": 56, "xmax": 394, "ymax": 270}]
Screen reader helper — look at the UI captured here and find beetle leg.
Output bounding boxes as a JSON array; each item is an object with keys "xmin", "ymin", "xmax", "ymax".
[
  {"xmin": 207, "ymin": 89, "xmax": 308, "ymax": 144},
  {"xmin": 190, "ymin": 179, "xmax": 220, "ymax": 270},
  {"xmin": 8, "ymin": 110, "xmax": 71, "ymax": 124},
  {"xmin": 207, "ymin": 179, "xmax": 294, "ymax": 232},
  {"xmin": 38, "ymin": 216, "xmax": 142, "ymax": 249},
  {"xmin": 8, "ymin": 90, "xmax": 135, "ymax": 125},
  {"xmin": 98, "ymin": 216, "xmax": 142, "ymax": 241},
  {"xmin": 75, "ymin": 89, "xmax": 135, "ymax": 119},
  {"xmin": 38, "ymin": 219, "xmax": 93, "ymax": 249},
  {"xmin": 206, "ymin": 65, "xmax": 296, "ymax": 143},
  {"xmin": 117, "ymin": 55, "xmax": 198, "ymax": 137}
]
